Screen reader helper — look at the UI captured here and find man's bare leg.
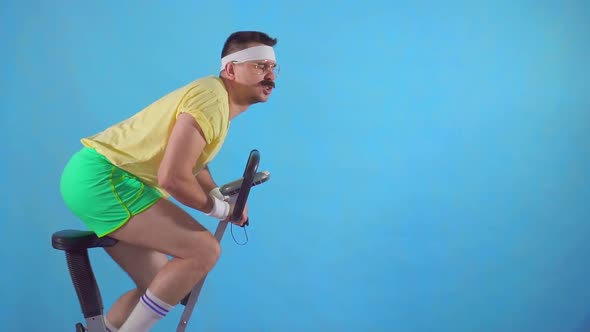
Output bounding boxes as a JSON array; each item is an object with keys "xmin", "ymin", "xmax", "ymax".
[
  {"xmin": 106, "ymin": 198, "xmax": 221, "ymax": 331},
  {"xmin": 103, "ymin": 241, "xmax": 169, "ymax": 328}
]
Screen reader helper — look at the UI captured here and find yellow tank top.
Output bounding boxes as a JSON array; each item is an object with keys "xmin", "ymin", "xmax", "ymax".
[{"xmin": 81, "ymin": 76, "xmax": 230, "ymax": 196}]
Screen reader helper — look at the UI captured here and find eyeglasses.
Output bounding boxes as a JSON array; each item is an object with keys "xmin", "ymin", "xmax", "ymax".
[{"xmin": 233, "ymin": 61, "xmax": 280, "ymax": 77}]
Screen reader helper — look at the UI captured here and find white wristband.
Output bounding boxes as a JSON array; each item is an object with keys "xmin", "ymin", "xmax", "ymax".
[
  {"xmin": 206, "ymin": 196, "xmax": 230, "ymax": 220},
  {"xmin": 209, "ymin": 187, "xmax": 226, "ymax": 200}
]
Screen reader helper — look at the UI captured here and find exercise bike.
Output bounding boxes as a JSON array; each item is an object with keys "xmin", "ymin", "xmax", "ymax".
[{"xmin": 51, "ymin": 150, "xmax": 270, "ymax": 331}]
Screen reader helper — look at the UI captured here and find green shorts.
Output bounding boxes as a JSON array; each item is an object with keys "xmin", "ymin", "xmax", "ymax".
[{"xmin": 60, "ymin": 147, "xmax": 163, "ymax": 237}]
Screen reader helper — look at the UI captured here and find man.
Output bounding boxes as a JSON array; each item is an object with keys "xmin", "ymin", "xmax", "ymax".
[{"xmin": 59, "ymin": 31, "xmax": 279, "ymax": 332}]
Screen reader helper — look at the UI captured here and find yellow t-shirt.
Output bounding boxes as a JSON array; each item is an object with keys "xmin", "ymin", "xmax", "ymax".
[{"xmin": 81, "ymin": 75, "xmax": 230, "ymax": 196}]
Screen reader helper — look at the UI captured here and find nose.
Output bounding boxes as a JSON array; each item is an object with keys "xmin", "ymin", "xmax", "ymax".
[{"xmin": 264, "ymin": 69, "xmax": 276, "ymax": 81}]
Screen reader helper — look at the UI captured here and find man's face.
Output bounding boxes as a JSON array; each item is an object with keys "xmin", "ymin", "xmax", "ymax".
[{"xmin": 231, "ymin": 57, "xmax": 279, "ymax": 104}]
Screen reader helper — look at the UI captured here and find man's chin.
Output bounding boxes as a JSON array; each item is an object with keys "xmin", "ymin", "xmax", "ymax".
[
  {"xmin": 256, "ymin": 92, "xmax": 271, "ymax": 103},
  {"xmin": 247, "ymin": 96, "xmax": 267, "ymax": 105}
]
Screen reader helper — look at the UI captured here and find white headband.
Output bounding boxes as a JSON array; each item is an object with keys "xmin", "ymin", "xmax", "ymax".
[{"xmin": 220, "ymin": 45, "xmax": 276, "ymax": 71}]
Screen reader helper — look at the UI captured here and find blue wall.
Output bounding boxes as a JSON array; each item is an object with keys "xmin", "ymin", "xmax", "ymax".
[{"xmin": 2, "ymin": 1, "xmax": 589, "ymax": 331}]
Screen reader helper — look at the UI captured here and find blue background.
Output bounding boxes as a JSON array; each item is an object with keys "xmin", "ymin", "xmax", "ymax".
[{"xmin": 2, "ymin": 1, "xmax": 589, "ymax": 331}]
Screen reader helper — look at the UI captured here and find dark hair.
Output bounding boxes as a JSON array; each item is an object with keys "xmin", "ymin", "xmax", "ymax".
[{"xmin": 221, "ymin": 31, "xmax": 278, "ymax": 58}]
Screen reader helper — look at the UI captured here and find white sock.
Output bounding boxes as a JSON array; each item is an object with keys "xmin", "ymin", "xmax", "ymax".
[
  {"xmin": 119, "ymin": 289, "xmax": 174, "ymax": 332},
  {"xmin": 105, "ymin": 317, "xmax": 119, "ymax": 332}
]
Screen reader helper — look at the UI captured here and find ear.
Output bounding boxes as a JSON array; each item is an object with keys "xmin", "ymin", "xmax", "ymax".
[{"xmin": 224, "ymin": 63, "xmax": 237, "ymax": 80}]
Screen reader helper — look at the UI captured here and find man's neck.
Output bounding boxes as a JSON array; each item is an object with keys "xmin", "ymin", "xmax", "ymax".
[{"xmin": 229, "ymin": 100, "xmax": 249, "ymax": 121}]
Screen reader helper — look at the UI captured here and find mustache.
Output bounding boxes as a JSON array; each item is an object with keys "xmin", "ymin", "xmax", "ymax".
[{"xmin": 260, "ymin": 80, "xmax": 275, "ymax": 88}]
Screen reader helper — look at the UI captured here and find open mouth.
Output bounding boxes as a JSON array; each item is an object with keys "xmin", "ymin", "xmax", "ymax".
[
  {"xmin": 260, "ymin": 80, "xmax": 275, "ymax": 89},
  {"xmin": 260, "ymin": 80, "xmax": 274, "ymax": 95}
]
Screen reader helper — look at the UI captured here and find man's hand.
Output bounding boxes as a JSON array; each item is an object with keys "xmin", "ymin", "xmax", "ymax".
[{"xmin": 225, "ymin": 195, "xmax": 249, "ymax": 226}]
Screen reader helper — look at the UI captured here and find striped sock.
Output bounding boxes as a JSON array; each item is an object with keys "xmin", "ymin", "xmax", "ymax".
[{"xmin": 118, "ymin": 289, "xmax": 174, "ymax": 332}]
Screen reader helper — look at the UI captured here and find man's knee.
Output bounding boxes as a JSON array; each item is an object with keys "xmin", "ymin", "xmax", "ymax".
[
  {"xmin": 202, "ymin": 236, "xmax": 221, "ymax": 270},
  {"xmin": 188, "ymin": 234, "xmax": 221, "ymax": 272}
]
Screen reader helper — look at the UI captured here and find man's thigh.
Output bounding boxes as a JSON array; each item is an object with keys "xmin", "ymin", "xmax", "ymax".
[{"xmin": 108, "ymin": 198, "xmax": 217, "ymax": 260}]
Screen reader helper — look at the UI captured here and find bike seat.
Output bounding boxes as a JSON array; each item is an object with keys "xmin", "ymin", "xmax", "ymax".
[{"xmin": 52, "ymin": 229, "xmax": 118, "ymax": 251}]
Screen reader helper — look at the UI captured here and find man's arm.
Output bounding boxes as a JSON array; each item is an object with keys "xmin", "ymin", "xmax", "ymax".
[
  {"xmin": 157, "ymin": 113, "xmax": 216, "ymax": 213},
  {"xmin": 195, "ymin": 165, "xmax": 218, "ymax": 195}
]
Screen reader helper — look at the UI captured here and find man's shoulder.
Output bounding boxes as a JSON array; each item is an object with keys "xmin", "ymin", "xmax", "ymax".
[
  {"xmin": 188, "ymin": 75, "xmax": 226, "ymax": 94},
  {"xmin": 178, "ymin": 76, "xmax": 228, "ymax": 111}
]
